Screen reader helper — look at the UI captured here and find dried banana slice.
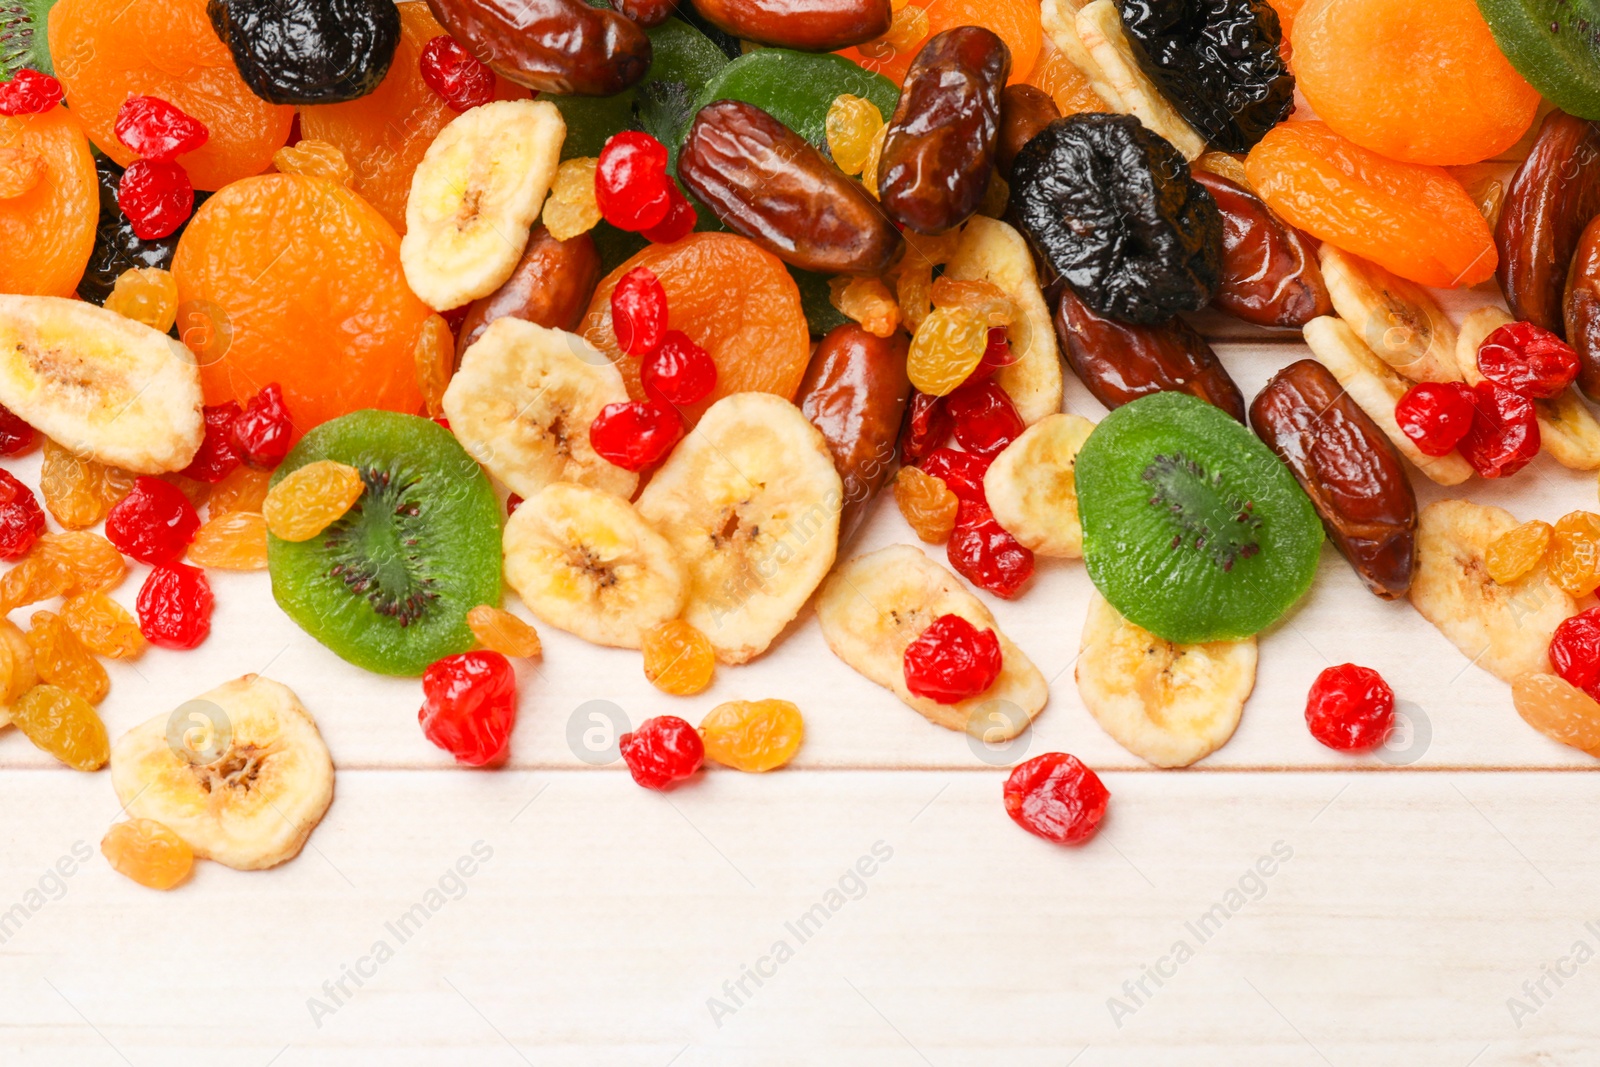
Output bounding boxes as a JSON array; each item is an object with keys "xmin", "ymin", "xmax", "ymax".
[
  {"xmin": 981, "ymin": 413, "xmax": 1095, "ymax": 557},
  {"xmin": 1320, "ymin": 245, "xmax": 1460, "ymax": 383}
]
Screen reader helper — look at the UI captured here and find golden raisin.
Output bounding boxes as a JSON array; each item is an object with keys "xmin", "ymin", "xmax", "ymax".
[
  {"xmin": 101, "ymin": 818, "xmax": 194, "ymax": 890},
  {"xmin": 207, "ymin": 466, "xmax": 272, "ymax": 518},
  {"xmin": 825, "ymin": 94, "xmax": 884, "ymax": 176},
  {"xmin": 1194, "ymin": 152, "xmax": 1253, "ymax": 191},
  {"xmin": 1512, "ymin": 673, "xmax": 1600, "ymax": 755},
  {"xmin": 641, "ymin": 619, "xmax": 715, "ymax": 696},
  {"xmin": 903, "ymin": 229, "xmax": 963, "ymax": 266},
  {"xmin": 413, "ymin": 313, "xmax": 454, "ymax": 419},
  {"xmin": 699, "ymin": 699, "xmax": 805, "ymax": 772},
  {"xmin": 1486, "ymin": 519, "xmax": 1554, "ymax": 585},
  {"xmin": 0, "ymin": 617, "xmax": 37, "ymax": 705},
  {"xmin": 0, "ymin": 532, "xmax": 126, "ymax": 614},
  {"xmin": 828, "ymin": 276, "xmax": 902, "ymax": 337},
  {"xmin": 40, "ymin": 439, "xmax": 135, "ymax": 529},
  {"xmin": 12, "ymin": 684, "xmax": 108, "ymax": 771},
  {"xmin": 930, "ymin": 276, "xmax": 1015, "ymax": 327},
  {"xmin": 60, "ymin": 592, "xmax": 145, "ymax": 659},
  {"xmin": 895, "ymin": 466, "xmax": 960, "ymax": 543},
  {"xmin": 543, "ymin": 157, "xmax": 602, "ymax": 242},
  {"xmin": 894, "ymin": 262, "xmax": 934, "ymax": 332},
  {"xmin": 907, "ymin": 305, "xmax": 988, "ymax": 395},
  {"xmin": 161, "ymin": 472, "xmax": 212, "ymax": 512},
  {"xmin": 27, "ymin": 610, "xmax": 110, "ymax": 705},
  {"xmin": 263, "ymin": 461, "xmax": 365, "ymax": 542},
  {"xmin": 272, "ymin": 139, "xmax": 353, "ymax": 185},
  {"xmin": 1549, "ymin": 511, "xmax": 1600, "ymax": 598},
  {"xmin": 467, "ymin": 605, "xmax": 543, "ymax": 658},
  {"xmin": 861, "ymin": 122, "xmax": 889, "ymax": 199},
  {"xmin": 186, "ymin": 511, "xmax": 269, "ymax": 570},
  {"xmin": 104, "ymin": 267, "xmax": 178, "ymax": 333}
]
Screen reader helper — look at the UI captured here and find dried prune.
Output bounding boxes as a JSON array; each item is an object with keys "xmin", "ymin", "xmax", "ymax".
[
  {"xmin": 428, "ymin": 0, "xmax": 652, "ymax": 96},
  {"xmin": 1012, "ymin": 113, "xmax": 1222, "ymax": 325},
  {"xmin": 207, "ymin": 0, "xmax": 401, "ymax": 105},
  {"xmin": 78, "ymin": 157, "xmax": 209, "ymax": 307},
  {"xmin": 1115, "ymin": 0, "xmax": 1293, "ymax": 153},
  {"xmin": 1192, "ymin": 169, "xmax": 1329, "ymax": 328}
]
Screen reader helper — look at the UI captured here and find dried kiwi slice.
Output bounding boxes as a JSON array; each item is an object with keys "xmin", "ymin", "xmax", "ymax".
[
  {"xmin": 267, "ymin": 410, "xmax": 502, "ymax": 676},
  {"xmin": 0, "ymin": 0, "xmax": 58, "ymax": 78},
  {"xmin": 1076, "ymin": 392, "xmax": 1323, "ymax": 643},
  {"xmin": 1477, "ymin": 0, "xmax": 1600, "ymax": 121}
]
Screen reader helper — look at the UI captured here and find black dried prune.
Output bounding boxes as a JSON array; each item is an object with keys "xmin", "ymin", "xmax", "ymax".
[
  {"xmin": 1011, "ymin": 113, "xmax": 1222, "ymax": 325},
  {"xmin": 207, "ymin": 0, "xmax": 401, "ymax": 105},
  {"xmin": 1115, "ymin": 0, "xmax": 1293, "ymax": 153},
  {"xmin": 78, "ymin": 156, "xmax": 209, "ymax": 307}
]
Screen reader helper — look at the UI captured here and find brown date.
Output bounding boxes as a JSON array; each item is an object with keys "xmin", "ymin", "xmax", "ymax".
[
  {"xmin": 878, "ymin": 27, "xmax": 1010, "ymax": 235},
  {"xmin": 1565, "ymin": 215, "xmax": 1600, "ymax": 402},
  {"xmin": 456, "ymin": 226, "xmax": 603, "ymax": 363},
  {"xmin": 611, "ymin": 0, "xmax": 677, "ymax": 28},
  {"xmin": 426, "ymin": 0, "xmax": 651, "ymax": 96},
  {"xmin": 1053, "ymin": 288, "xmax": 1246, "ymax": 421},
  {"xmin": 996, "ymin": 84, "xmax": 1060, "ymax": 178},
  {"xmin": 687, "ymin": 0, "xmax": 889, "ymax": 51},
  {"xmin": 1496, "ymin": 109, "xmax": 1600, "ymax": 335},
  {"xmin": 1191, "ymin": 170, "xmax": 1330, "ymax": 329},
  {"xmin": 1250, "ymin": 360, "xmax": 1415, "ymax": 599},
  {"xmin": 677, "ymin": 100, "xmax": 902, "ymax": 276},
  {"xmin": 797, "ymin": 323, "xmax": 912, "ymax": 546}
]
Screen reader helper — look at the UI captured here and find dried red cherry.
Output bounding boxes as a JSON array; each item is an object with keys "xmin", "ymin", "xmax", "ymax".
[
  {"xmin": 946, "ymin": 378, "xmax": 1024, "ymax": 458},
  {"xmin": 105, "ymin": 476, "xmax": 201, "ymax": 564},
  {"xmin": 918, "ymin": 447, "xmax": 992, "ymax": 503},
  {"xmin": 113, "ymin": 96, "xmax": 210, "ymax": 162},
  {"xmin": 1304, "ymin": 663, "xmax": 1394, "ymax": 751},
  {"xmin": 1476, "ymin": 321, "xmax": 1580, "ymax": 400},
  {"xmin": 589, "ymin": 400, "xmax": 683, "ymax": 471},
  {"xmin": 640, "ymin": 184, "xmax": 697, "ymax": 244},
  {"xmin": 641, "ymin": 330, "xmax": 716, "ymax": 406},
  {"xmin": 902, "ymin": 614, "xmax": 1003, "ymax": 704},
  {"xmin": 1551, "ymin": 608, "xmax": 1600, "ymax": 703},
  {"xmin": 0, "ymin": 70, "xmax": 62, "ymax": 116},
  {"xmin": 1003, "ymin": 752, "xmax": 1110, "ymax": 844},
  {"xmin": 619, "ymin": 714, "xmax": 703, "ymax": 790},
  {"xmin": 418, "ymin": 650, "xmax": 518, "ymax": 766},
  {"xmin": 0, "ymin": 469, "xmax": 45, "ymax": 560},
  {"xmin": 968, "ymin": 327, "xmax": 1018, "ymax": 380},
  {"xmin": 136, "ymin": 564, "xmax": 214, "ymax": 650},
  {"xmin": 0, "ymin": 402, "xmax": 34, "ymax": 456},
  {"xmin": 419, "ymin": 35, "xmax": 496, "ymax": 112},
  {"xmin": 596, "ymin": 131, "xmax": 674, "ymax": 233},
  {"xmin": 229, "ymin": 383, "xmax": 295, "ymax": 469},
  {"xmin": 180, "ymin": 402, "xmax": 243, "ymax": 483},
  {"xmin": 1395, "ymin": 381, "xmax": 1474, "ymax": 457},
  {"xmin": 117, "ymin": 160, "xmax": 195, "ymax": 242},
  {"xmin": 900, "ymin": 391, "xmax": 953, "ymax": 463},
  {"xmin": 1459, "ymin": 381, "xmax": 1540, "ymax": 478},
  {"xmin": 610, "ymin": 266, "xmax": 668, "ymax": 357},
  {"xmin": 948, "ymin": 499, "xmax": 1034, "ymax": 599}
]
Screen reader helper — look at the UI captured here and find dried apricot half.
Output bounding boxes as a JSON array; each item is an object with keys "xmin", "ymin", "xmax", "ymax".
[
  {"xmin": 0, "ymin": 105, "xmax": 96, "ymax": 296},
  {"xmin": 840, "ymin": 0, "xmax": 1039, "ymax": 86}
]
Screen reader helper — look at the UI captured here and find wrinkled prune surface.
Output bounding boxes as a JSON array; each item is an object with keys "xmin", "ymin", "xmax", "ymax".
[
  {"xmin": 1012, "ymin": 113, "xmax": 1222, "ymax": 324},
  {"xmin": 1116, "ymin": 0, "xmax": 1292, "ymax": 153},
  {"xmin": 78, "ymin": 156, "xmax": 209, "ymax": 307},
  {"xmin": 208, "ymin": 0, "xmax": 400, "ymax": 105}
]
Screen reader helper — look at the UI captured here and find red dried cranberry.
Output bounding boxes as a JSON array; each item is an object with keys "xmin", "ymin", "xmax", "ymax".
[
  {"xmin": 946, "ymin": 378, "xmax": 1024, "ymax": 457},
  {"xmin": 611, "ymin": 267, "xmax": 669, "ymax": 357},
  {"xmin": 418, "ymin": 35, "xmax": 497, "ymax": 112},
  {"xmin": 901, "ymin": 391, "xmax": 952, "ymax": 463},
  {"xmin": 1477, "ymin": 321, "xmax": 1580, "ymax": 400},
  {"xmin": 229, "ymin": 383, "xmax": 295, "ymax": 469},
  {"xmin": 1003, "ymin": 752, "xmax": 1109, "ymax": 845},
  {"xmin": 902, "ymin": 614, "xmax": 1003, "ymax": 704},
  {"xmin": 640, "ymin": 184, "xmax": 697, "ymax": 243},
  {"xmin": 1304, "ymin": 663, "xmax": 1394, "ymax": 751},
  {"xmin": 967, "ymin": 327, "xmax": 1018, "ymax": 380},
  {"xmin": 506, "ymin": 493, "xmax": 524, "ymax": 514},
  {"xmin": 1551, "ymin": 608, "xmax": 1600, "ymax": 702},
  {"xmin": 136, "ymin": 564, "xmax": 214, "ymax": 650},
  {"xmin": 105, "ymin": 476, "xmax": 201, "ymax": 564},
  {"xmin": 0, "ymin": 402, "xmax": 35, "ymax": 456},
  {"xmin": 418, "ymin": 650, "xmax": 518, "ymax": 766},
  {"xmin": 0, "ymin": 70, "xmax": 61, "ymax": 116},
  {"xmin": 113, "ymin": 96, "xmax": 209, "ymax": 162},
  {"xmin": 948, "ymin": 499, "xmax": 1034, "ymax": 599},
  {"xmin": 432, "ymin": 416, "xmax": 451, "ymax": 430},
  {"xmin": 595, "ymin": 131, "xmax": 673, "ymax": 232},
  {"xmin": 619, "ymin": 714, "xmax": 703, "ymax": 790},
  {"xmin": 1459, "ymin": 381, "xmax": 1540, "ymax": 478},
  {"xmin": 1395, "ymin": 381, "xmax": 1474, "ymax": 457},
  {"xmin": 919, "ymin": 447, "xmax": 992, "ymax": 503},
  {"xmin": 589, "ymin": 400, "xmax": 683, "ymax": 471},
  {"xmin": 641, "ymin": 330, "xmax": 716, "ymax": 405},
  {"xmin": 117, "ymin": 159, "xmax": 194, "ymax": 241},
  {"xmin": 180, "ymin": 402, "xmax": 242, "ymax": 483},
  {"xmin": 0, "ymin": 470, "xmax": 45, "ymax": 560}
]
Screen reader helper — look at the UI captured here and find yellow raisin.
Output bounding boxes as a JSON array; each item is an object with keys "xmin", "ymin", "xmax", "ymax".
[
  {"xmin": 1486, "ymin": 519, "xmax": 1554, "ymax": 585},
  {"xmin": 104, "ymin": 267, "xmax": 179, "ymax": 333},
  {"xmin": 101, "ymin": 819, "xmax": 194, "ymax": 890},
  {"xmin": 859, "ymin": 2, "xmax": 928, "ymax": 57},
  {"xmin": 187, "ymin": 511, "xmax": 269, "ymax": 570},
  {"xmin": 1549, "ymin": 510, "xmax": 1600, "ymax": 598},
  {"xmin": 60, "ymin": 592, "xmax": 144, "ymax": 659},
  {"xmin": 1512, "ymin": 673, "xmax": 1600, "ymax": 755},
  {"xmin": 0, "ymin": 532, "xmax": 126, "ymax": 614},
  {"xmin": 907, "ymin": 306, "xmax": 988, "ymax": 395},
  {"xmin": 27, "ymin": 610, "xmax": 110, "ymax": 705},
  {"xmin": 413, "ymin": 313, "xmax": 454, "ymax": 419},
  {"xmin": 894, "ymin": 262, "xmax": 934, "ymax": 332},
  {"xmin": 161, "ymin": 472, "xmax": 212, "ymax": 512},
  {"xmin": 543, "ymin": 157, "xmax": 602, "ymax": 241},
  {"xmin": 828, "ymin": 276, "xmax": 902, "ymax": 337},
  {"xmin": 861, "ymin": 121, "xmax": 889, "ymax": 199},
  {"xmin": 208, "ymin": 466, "xmax": 272, "ymax": 518},
  {"xmin": 895, "ymin": 466, "xmax": 960, "ymax": 543},
  {"xmin": 263, "ymin": 461, "xmax": 365, "ymax": 542},
  {"xmin": 825, "ymin": 94, "xmax": 884, "ymax": 176},
  {"xmin": 1194, "ymin": 152, "xmax": 1254, "ymax": 192},
  {"xmin": 641, "ymin": 619, "xmax": 715, "ymax": 696},
  {"xmin": 931, "ymin": 276, "xmax": 1015, "ymax": 327},
  {"xmin": 467, "ymin": 605, "xmax": 543, "ymax": 658},
  {"xmin": 903, "ymin": 229, "xmax": 963, "ymax": 267},
  {"xmin": 272, "ymin": 139, "xmax": 353, "ymax": 185},
  {"xmin": 12, "ymin": 684, "xmax": 108, "ymax": 771},
  {"xmin": 0, "ymin": 617, "xmax": 36, "ymax": 705},
  {"xmin": 699, "ymin": 699, "xmax": 805, "ymax": 772},
  {"xmin": 40, "ymin": 439, "xmax": 131, "ymax": 530}
]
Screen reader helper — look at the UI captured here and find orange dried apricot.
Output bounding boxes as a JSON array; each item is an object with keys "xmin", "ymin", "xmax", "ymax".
[
  {"xmin": 641, "ymin": 619, "xmax": 715, "ymax": 696},
  {"xmin": 49, "ymin": 0, "xmax": 294, "ymax": 190},
  {"xmin": 187, "ymin": 511, "xmax": 269, "ymax": 570},
  {"xmin": 581, "ymin": 234, "xmax": 809, "ymax": 427},
  {"xmin": 840, "ymin": 0, "xmax": 1039, "ymax": 86},
  {"xmin": 895, "ymin": 466, "xmax": 959, "ymax": 543},
  {"xmin": 263, "ymin": 460, "xmax": 365, "ymax": 542},
  {"xmin": 1512, "ymin": 673, "xmax": 1600, "ymax": 755},
  {"xmin": 699, "ymin": 699, "xmax": 804, "ymax": 772},
  {"xmin": 1486, "ymin": 519, "xmax": 1553, "ymax": 585},
  {"xmin": 0, "ymin": 106, "xmax": 97, "ymax": 296},
  {"xmin": 173, "ymin": 174, "xmax": 431, "ymax": 440},
  {"xmin": 61, "ymin": 592, "xmax": 145, "ymax": 660},
  {"xmin": 102, "ymin": 819, "xmax": 193, "ymax": 890},
  {"xmin": 467, "ymin": 605, "xmax": 543, "ymax": 658},
  {"xmin": 1245, "ymin": 121, "xmax": 1497, "ymax": 288},
  {"xmin": 1549, "ymin": 511, "xmax": 1600, "ymax": 598},
  {"xmin": 27, "ymin": 610, "xmax": 109, "ymax": 706}
]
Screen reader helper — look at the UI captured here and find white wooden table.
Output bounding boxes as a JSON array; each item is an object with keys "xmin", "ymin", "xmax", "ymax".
[{"xmin": 5, "ymin": 294, "xmax": 1600, "ymax": 1064}]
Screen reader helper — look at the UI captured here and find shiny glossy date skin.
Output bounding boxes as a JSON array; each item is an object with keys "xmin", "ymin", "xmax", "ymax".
[
  {"xmin": 878, "ymin": 27, "xmax": 1010, "ymax": 235},
  {"xmin": 456, "ymin": 227, "xmax": 603, "ymax": 362},
  {"xmin": 1053, "ymin": 287, "xmax": 1246, "ymax": 421},
  {"xmin": 426, "ymin": 0, "xmax": 651, "ymax": 96},
  {"xmin": 796, "ymin": 323, "xmax": 912, "ymax": 545},
  {"xmin": 678, "ymin": 100, "xmax": 902, "ymax": 276},
  {"xmin": 1497, "ymin": 109, "xmax": 1600, "ymax": 336},
  {"xmin": 1191, "ymin": 170, "xmax": 1330, "ymax": 329},
  {"xmin": 1565, "ymin": 215, "xmax": 1600, "ymax": 403},
  {"xmin": 1250, "ymin": 360, "xmax": 1416, "ymax": 599},
  {"xmin": 688, "ymin": 0, "xmax": 889, "ymax": 50},
  {"xmin": 612, "ymin": 0, "xmax": 676, "ymax": 28},
  {"xmin": 997, "ymin": 84, "xmax": 1060, "ymax": 178}
]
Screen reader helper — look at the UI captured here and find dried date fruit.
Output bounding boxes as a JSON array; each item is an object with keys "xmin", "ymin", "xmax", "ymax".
[
  {"xmin": 1013, "ymin": 113, "xmax": 1223, "ymax": 324},
  {"xmin": 1498, "ymin": 110, "xmax": 1600, "ymax": 336},
  {"xmin": 796, "ymin": 323, "xmax": 912, "ymax": 545},
  {"xmin": 456, "ymin": 226, "xmax": 602, "ymax": 360},
  {"xmin": 1115, "ymin": 0, "xmax": 1294, "ymax": 153},
  {"xmin": 1565, "ymin": 215, "xmax": 1600, "ymax": 404},
  {"xmin": 208, "ymin": 0, "xmax": 402, "ymax": 105},
  {"xmin": 878, "ymin": 27, "xmax": 1010, "ymax": 236},
  {"xmin": 677, "ymin": 100, "xmax": 902, "ymax": 275},
  {"xmin": 426, "ymin": 0, "xmax": 653, "ymax": 96},
  {"xmin": 1250, "ymin": 359, "xmax": 1416, "ymax": 599},
  {"xmin": 688, "ymin": 0, "xmax": 890, "ymax": 52},
  {"xmin": 1054, "ymin": 287, "xmax": 1246, "ymax": 420},
  {"xmin": 612, "ymin": 0, "xmax": 677, "ymax": 27},
  {"xmin": 1191, "ymin": 169, "xmax": 1330, "ymax": 328},
  {"xmin": 997, "ymin": 84, "xmax": 1061, "ymax": 178}
]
